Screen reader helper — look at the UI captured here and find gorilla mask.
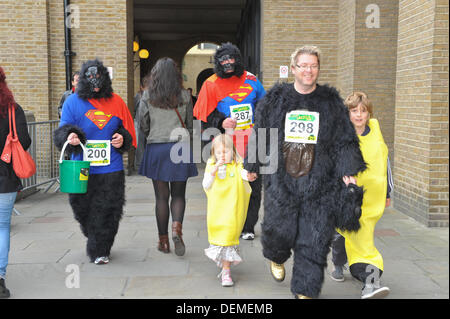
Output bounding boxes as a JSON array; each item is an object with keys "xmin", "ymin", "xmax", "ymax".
[
  {"xmin": 214, "ymin": 42, "xmax": 245, "ymax": 79},
  {"xmin": 77, "ymin": 59, "xmax": 113, "ymax": 100}
]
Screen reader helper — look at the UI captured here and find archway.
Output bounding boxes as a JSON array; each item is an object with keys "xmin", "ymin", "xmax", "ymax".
[
  {"xmin": 181, "ymin": 42, "xmax": 218, "ymax": 96},
  {"xmin": 196, "ymin": 68, "xmax": 215, "ymax": 95}
]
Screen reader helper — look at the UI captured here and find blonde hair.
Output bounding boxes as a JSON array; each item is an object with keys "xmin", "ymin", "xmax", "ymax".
[
  {"xmin": 344, "ymin": 91, "xmax": 373, "ymax": 117},
  {"xmin": 210, "ymin": 134, "xmax": 241, "ymax": 164},
  {"xmin": 290, "ymin": 45, "xmax": 321, "ymax": 69}
]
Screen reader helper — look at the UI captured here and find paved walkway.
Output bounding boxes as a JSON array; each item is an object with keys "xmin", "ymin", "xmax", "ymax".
[{"xmin": 9, "ymin": 165, "xmax": 449, "ymax": 299}]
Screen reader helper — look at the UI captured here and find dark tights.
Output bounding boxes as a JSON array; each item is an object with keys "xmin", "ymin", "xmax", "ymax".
[{"xmin": 152, "ymin": 180, "xmax": 187, "ymax": 235}]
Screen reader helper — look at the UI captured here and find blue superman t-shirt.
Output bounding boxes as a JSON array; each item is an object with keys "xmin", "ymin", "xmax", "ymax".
[
  {"xmin": 60, "ymin": 93, "xmax": 124, "ymax": 174},
  {"xmin": 215, "ymin": 72, "xmax": 265, "ymax": 124}
]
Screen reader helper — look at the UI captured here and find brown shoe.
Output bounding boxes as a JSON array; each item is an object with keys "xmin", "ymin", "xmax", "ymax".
[
  {"xmin": 157, "ymin": 234, "xmax": 170, "ymax": 253},
  {"xmin": 172, "ymin": 221, "xmax": 185, "ymax": 256}
]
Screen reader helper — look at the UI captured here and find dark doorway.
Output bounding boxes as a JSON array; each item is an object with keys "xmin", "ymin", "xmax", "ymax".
[
  {"xmin": 196, "ymin": 68, "xmax": 215, "ymax": 95},
  {"xmin": 133, "ymin": 0, "xmax": 262, "ymax": 80}
]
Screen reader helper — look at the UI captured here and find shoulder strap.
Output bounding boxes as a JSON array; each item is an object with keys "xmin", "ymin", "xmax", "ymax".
[
  {"xmin": 174, "ymin": 108, "xmax": 186, "ymax": 129},
  {"xmin": 8, "ymin": 104, "xmax": 17, "ymax": 138}
]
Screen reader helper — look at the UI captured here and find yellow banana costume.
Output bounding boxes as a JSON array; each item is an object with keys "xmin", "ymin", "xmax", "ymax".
[
  {"xmin": 204, "ymin": 159, "xmax": 252, "ymax": 246},
  {"xmin": 338, "ymin": 119, "xmax": 388, "ymax": 271}
]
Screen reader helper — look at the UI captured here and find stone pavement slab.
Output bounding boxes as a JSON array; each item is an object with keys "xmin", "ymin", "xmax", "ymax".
[{"xmin": 8, "ymin": 165, "xmax": 449, "ymax": 299}]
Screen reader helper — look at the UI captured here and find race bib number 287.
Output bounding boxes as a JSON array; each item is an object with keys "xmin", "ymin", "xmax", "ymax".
[
  {"xmin": 284, "ymin": 110, "xmax": 320, "ymax": 144},
  {"xmin": 230, "ymin": 104, "xmax": 253, "ymax": 130}
]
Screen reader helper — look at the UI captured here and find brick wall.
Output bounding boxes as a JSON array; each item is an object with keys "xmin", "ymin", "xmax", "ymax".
[
  {"xmin": 0, "ymin": 0, "xmax": 51, "ymax": 121},
  {"xmin": 429, "ymin": 0, "xmax": 448, "ymax": 225},
  {"xmin": 353, "ymin": 0, "xmax": 398, "ymax": 159},
  {"xmin": 336, "ymin": 0, "xmax": 355, "ymax": 97},
  {"xmin": 336, "ymin": 0, "xmax": 398, "ymax": 160},
  {"xmin": 394, "ymin": 0, "xmax": 449, "ymax": 226},
  {"xmin": 261, "ymin": 0, "xmax": 339, "ymax": 89}
]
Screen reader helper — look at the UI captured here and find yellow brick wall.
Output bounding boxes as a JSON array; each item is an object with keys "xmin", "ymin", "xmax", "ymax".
[
  {"xmin": 0, "ymin": 0, "xmax": 51, "ymax": 121},
  {"xmin": 261, "ymin": 0, "xmax": 339, "ymax": 89},
  {"xmin": 336, "ymin": 0, "xmax": 355, "ymax": 98},
  {"xmin": 394, "ymin": 0, "xmax": 449, "ymax": 226},
  {"xmin": 353, "ymin": 0, "xmax": 399, "ymax": 160}
]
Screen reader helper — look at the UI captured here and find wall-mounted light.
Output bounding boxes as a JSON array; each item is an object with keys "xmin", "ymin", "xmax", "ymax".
[
  {"xmin": 134, "ymin": 40, "xmax": 149, "ymax": 70},
  {"xmin": 139, "ymin": 49, "xmax": 149, "ymax": 59}
]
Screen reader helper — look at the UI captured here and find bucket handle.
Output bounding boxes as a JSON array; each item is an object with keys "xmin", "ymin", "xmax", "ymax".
[{"xmin": 59, "ymin": 140, "xmax": 89, "ymax": 164}]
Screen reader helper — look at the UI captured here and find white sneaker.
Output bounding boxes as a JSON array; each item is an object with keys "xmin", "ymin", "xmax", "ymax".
[
  {"xmin": 218, "ymin": 268, "xmax": 234, "ymax": 287},
  {"xmin": 241, "ymin": 232, "xmax": 255, "ymax": 240},
  {"xmin": 94, "ymin": 256, "xmax": 110, "ymax": 265},
  {"xmin": 361, "ymin": 284, "xmax": 390, "ymax": 299}
]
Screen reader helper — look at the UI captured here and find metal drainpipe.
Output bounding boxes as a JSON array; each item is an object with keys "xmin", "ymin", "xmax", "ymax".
[{"xmin": 63, "ymin": 0, "xmax": 76, "ymax": 91}]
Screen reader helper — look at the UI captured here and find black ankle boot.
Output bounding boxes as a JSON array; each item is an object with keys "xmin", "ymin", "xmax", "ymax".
[{"xmin": 0, "ymin": 278, "xmax": 10, "ymax": 298}]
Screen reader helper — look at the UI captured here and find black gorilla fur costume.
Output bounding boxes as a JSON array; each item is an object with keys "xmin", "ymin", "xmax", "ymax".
[
  {"xmin": 245, "ymin": 82, "xmax": 366, "ymax": 298},
  {"xmin": 213, "ymin": 42, "xmax": 245, "ymax": 79},
  {"xmin": 207, "ymin": 42, "xmax": 262, "ymax": 235},
  {"xmin": 54, "ymin": 59, "xmax": 133, "ymax": 262}
]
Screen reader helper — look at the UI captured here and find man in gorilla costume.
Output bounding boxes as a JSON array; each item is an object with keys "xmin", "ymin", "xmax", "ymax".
[
  {"xmin": 54, "ymin": 59, "xmax": 136, "ymax": 264},
  {"xmin": 244, "ymin": 46, "xmax": 366, "ymax": 298},
  {"xmin": 194, "ymin": 42, "xmax": 265, "ymax": 240}
]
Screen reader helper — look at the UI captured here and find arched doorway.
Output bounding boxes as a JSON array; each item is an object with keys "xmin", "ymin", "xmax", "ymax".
[
  {"xmin": 196, "ymin": 68, "xmax": 214, "ymax": 95},
  {"xmin": 181, "ymin": 43, "xmax": 218, "ymax": 96}
]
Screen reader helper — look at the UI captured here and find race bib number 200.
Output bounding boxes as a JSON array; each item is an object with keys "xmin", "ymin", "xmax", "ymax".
[
  {"xmin": 84, "ymin": 140, "xmax": 111, "ymax": 166},
  {"xmin": 284, "ymin": 110, "xmax": 320, "ymax": 144}
]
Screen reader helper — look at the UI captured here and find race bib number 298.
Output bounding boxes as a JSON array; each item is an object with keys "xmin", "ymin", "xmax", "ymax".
[{"xmin": 284, "ymin": 110, "xmax": 320, "ymax": 144}]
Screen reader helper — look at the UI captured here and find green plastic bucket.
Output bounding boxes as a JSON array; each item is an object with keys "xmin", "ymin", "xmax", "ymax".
[{"xmin": 59, "ymin": 141, "xmax": 90, "ymax": 194}]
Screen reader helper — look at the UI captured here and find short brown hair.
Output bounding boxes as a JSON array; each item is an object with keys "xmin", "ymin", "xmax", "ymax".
[
  {"xmin": 290, "ymin": 46, "xmax": 321, "ymax": 69},
  {"xmin": 344, "ymin": 91, "xmax": 373, "ymax": 117}
]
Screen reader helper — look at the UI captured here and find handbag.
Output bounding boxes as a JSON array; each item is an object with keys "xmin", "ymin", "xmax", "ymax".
[{"xmin": 1, "ymin": 105, "xmax": 36, "ymax": 178}]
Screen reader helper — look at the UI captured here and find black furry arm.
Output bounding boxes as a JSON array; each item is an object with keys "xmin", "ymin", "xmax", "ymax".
[
  {"xmin": 206, "ymin": 108, "xmax": 226, "ymax": 133},
  {"xmin": 244, "ymin": 92, "xmax": 268, "ymax": 174},
  {"xmin": 113, "ymin": 125, "xmax": 133, "ymax": 154},
  {"xmin": 53, "ymin": 124, "xmax": 87, "ymax": 155},
  {"xmin": 335, "ymin": 182, "xmax": 363, "ymax": 232}
]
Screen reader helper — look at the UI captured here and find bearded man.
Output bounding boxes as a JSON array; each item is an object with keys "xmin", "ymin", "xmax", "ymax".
[{"xmin": 54, "ymin": 59, "xmax": 136, "ymax": 265}]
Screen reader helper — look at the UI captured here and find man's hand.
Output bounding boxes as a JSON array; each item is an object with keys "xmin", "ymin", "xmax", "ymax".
[
  {"xmin": 247, "ymin": 172, "xmax": 257, "ymax": 182},
  {"xmin": 67, "ymin": 132, "xmax": 80, "ymax": 146},
  {"xmin": 342, "ymin": 175, "xmax": 357, "ymax": 186},
  {"xmin": 385, "ymin": 198, "xmax": 391, "ymax": 207},
  {"xmin": 111, "ymin": 133, "xmax": 124, "ymax": 148},
  {"xmin": 222, "ymin": 118, "xmax": 237, "ymax": 130}
]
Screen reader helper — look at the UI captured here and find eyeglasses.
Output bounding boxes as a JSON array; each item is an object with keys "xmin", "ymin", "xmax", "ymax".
[{"xmin": 295, "ymin": 64, "xmax": 319, "ymax": 71}]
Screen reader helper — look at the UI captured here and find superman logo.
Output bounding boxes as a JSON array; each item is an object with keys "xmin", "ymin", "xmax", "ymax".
[
  {"xmin": 229, "ymin": 84, "xmax": 253, "ymax": 102},
  {"xmin": 85, "ymin": 109, "xmax": 113, "ymax": 129}
]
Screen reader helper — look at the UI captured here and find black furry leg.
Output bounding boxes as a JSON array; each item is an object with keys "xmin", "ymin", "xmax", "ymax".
[
  {"xmin": 260, "ymin": 186, "xmax": 298, "ymax": 264},
  {"xmin": 290, "ymin": 202, "xmax": 335, "ymax": 298},
  {"xmin": 82, "ymin": 171, "xmax": 125, "ymax": 261},
  {"xmin": 242, "ymin": 176, "xmax": 262, "ymax": 233},
  {"xmin": 69, "ymin": 193, "xmax": 91, "ymax": 237}
]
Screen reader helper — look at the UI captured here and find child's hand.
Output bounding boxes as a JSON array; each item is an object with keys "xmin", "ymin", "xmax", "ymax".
[
  {"xmin": 211, "ymin": 159, "xmax": 225, "ymax": 176},
  {"xmin": 247, "ymin": 172, "xmax": 257, "ymax": 182},
  {"xmin": 342, "ymin": 175, "xmax": 357, "ymax": 186}
]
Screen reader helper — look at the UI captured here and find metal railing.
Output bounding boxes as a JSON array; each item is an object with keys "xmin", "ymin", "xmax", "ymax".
[{"xmin": 14, "ymin": 119, "xmax": 61, "ymax": 215}]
